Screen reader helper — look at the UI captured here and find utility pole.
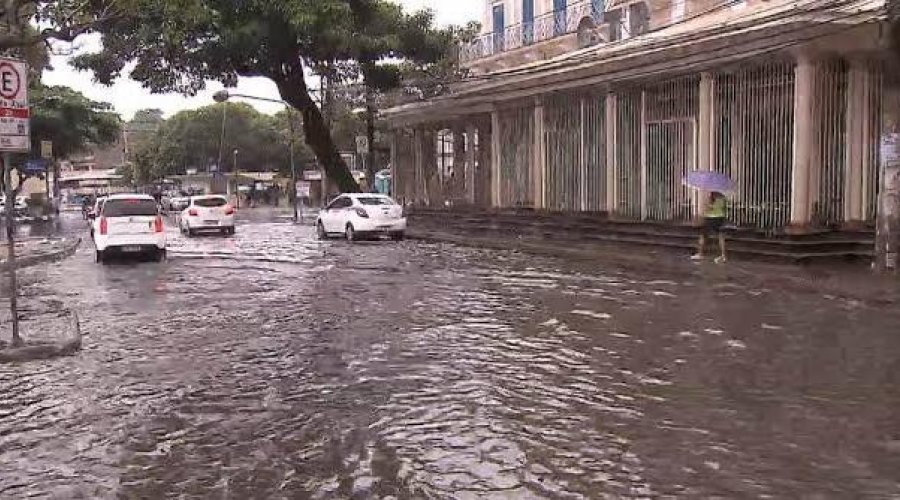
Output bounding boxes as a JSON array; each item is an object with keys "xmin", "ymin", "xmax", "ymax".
[{"xmin": 3, "ymin": 154, "xmax": 21, "ymax": 346}]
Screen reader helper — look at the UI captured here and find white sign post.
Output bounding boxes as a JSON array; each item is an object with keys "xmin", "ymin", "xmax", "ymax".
[
  {"xmin": 0, "ymin": 57, "xmax": 27, "ymax": 347},
  {"xmin": 0, "ymin": 58, "xmax": 29, "ymax": 152}
]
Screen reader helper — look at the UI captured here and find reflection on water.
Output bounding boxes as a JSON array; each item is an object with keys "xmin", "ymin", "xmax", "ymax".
[{"xmin": 1, "ymin": 214, "xmax": 900, "ymax": 498}]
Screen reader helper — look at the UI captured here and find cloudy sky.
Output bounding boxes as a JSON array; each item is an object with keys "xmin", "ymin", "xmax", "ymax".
[{"xmin": 41, "ymin": 0, "xmax": 481, "ymax": 119}]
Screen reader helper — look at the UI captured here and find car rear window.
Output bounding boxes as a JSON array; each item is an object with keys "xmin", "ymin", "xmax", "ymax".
[
  {"xmin": 357, "ymin": 197, "xmax": 395, "ymax": 206},
  {"xmin": 193, "ymin": 197, "xmax": 228, "ymax": 208},
  {"xmin": 102, "ymin": 199, "xmax": 159, "ymax": 217}
]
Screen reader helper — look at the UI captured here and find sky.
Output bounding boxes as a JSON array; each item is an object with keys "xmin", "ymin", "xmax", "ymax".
[{"xmin": 40, "ymin": 0, "xmax": 481, "ymax": 121}]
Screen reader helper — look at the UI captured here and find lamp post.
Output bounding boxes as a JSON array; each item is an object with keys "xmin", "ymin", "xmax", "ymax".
[{"xmin": 213, "ymin": 90, "xmax": 299, "ymax": 223}]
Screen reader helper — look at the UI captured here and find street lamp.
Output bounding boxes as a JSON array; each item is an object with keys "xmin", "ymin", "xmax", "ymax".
[{"xmin": 213, "ymin": 90, "xmax": 299, "ymax": 223}]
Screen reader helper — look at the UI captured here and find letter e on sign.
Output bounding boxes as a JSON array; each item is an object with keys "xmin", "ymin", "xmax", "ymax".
[{"xmin": 0, "ymin": 62, "xmax": 23, "ymax": 101}]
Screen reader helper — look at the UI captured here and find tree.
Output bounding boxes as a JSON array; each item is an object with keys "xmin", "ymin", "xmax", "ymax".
[
  {"xmin": 73, "ymin": 0, "xmax": 453, "ymax": 193},
  {"xmin": 0, "ymin": 1, "xmax": 123, "ymax": 51},
  {"xmin": 0, "ymin": 84, "xmax": 120, "ymax": 196},
  {"xmin": 131, "ymin": 103, "xmax": 309, "ymax": 182}
]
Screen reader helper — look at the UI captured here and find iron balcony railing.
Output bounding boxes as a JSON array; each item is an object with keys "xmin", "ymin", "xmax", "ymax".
[{"xmin": 460, "ymin": 0, "xmax": 605, "ymax": 64}]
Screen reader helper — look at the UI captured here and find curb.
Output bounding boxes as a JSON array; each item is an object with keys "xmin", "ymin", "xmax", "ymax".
[
  {"xmin": 0, "ymin": 311, "xmax": 83, "ymax": 364},
  {"xmin": 407, "ymin": 229, "xmax": 900, "ymax": 305},
  {"xmin": 0, "ymin": 237, "xmax": 81, "ymax": 272}
]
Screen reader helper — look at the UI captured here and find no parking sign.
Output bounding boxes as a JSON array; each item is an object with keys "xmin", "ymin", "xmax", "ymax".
[{"xmin": 0, "ymin": 58, "xmax": 29, "ymax": 152}]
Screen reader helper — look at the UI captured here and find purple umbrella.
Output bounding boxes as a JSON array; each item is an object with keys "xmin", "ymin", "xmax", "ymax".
[{"xmin": 683, "ymin": 171, "xmax": 735, "ymax": 194}]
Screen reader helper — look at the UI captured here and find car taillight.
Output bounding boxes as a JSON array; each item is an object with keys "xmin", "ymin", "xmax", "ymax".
[
  {"xmin": 354, "ymin": 208, "xmax": 369, "ymax": 218},
  {"xmin": 154, "ymin": 216, "xmax": 163, "ymax": 233},
  {"xmin": 224, "ymin": 205, "xmax": 235, "ymax": 215},
  {"xmin": 188, "ymin": 208, "xmax": 199, "ymax": 217},
  {"xmin": 99, "ymin": 217, "xmax": 108, "ymax": 235}
]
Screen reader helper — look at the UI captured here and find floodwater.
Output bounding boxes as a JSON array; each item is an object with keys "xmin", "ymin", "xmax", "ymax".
[{"xmin": 1, "ymin": 211, "xmax": 900, "ymax": 499}]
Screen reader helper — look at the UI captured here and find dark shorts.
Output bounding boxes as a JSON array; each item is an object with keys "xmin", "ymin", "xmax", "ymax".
[{"xmin": 703, "ymin": 217, "xmax": 725, "ymax": 237}]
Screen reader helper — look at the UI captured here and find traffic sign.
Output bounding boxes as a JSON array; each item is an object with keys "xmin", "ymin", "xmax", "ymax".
[
  {"xmin": 23, "ymin": 159, "xmax": 47, "ymax": 174},
  {"xmin": 295, "ymin": 181, "xmax": 311, "ymax": 198},
  {"xmin": 0, "ymin": 58, "xmax": 29, "ymax": 152}
]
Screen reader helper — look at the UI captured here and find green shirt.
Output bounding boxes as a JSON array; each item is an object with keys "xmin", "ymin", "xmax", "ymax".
[{"xmin": 706, "ymin": 197, "xmax": 727, "ymax": 218}]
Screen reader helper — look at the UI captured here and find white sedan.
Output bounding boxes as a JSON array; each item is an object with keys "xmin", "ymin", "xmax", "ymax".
[
  {"xmin": 179, "ymin": 195, "xmax": 235, "ymax": 236},
  {"xmin": 316, "ymin": 193, "xmax": 406, "ymax": 242},
  {"xmin": 92, "ymin": 194, "xmax": 167, "ymax": 263}
]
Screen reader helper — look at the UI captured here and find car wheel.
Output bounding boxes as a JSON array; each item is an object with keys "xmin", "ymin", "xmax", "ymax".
[
  {"xmin": 345, "ymin": 223, "xmax": 356, "ymax": 243},
  {"xmin": 95, "ymin": 250, "xmax": 104, "ymax": 264},
  {"xmin": 316, "ymin": 222, "xmax": 328, "ymax": 240},
  {"xmin": 391, "ymin": 232, "xmax": 405, "ymax": 241},
  {"xmin": 188, "ymin": 228, "xmax": 197, "ymax": 237},
  {"xmin": 153, "ymin": 249, "xmax": 166, "ymax": 262}
]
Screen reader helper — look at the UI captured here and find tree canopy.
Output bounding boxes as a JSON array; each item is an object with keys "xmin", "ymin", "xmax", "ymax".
[
  {"xmin": 127, "ymin": 103, "xmax": 314, "ymax": 185},
  {"xmin": 29, "ymin": 84, "xmax": 121, "ymax": 160},
  {"xmin": 74, "ymin": 0, "xmax": 454, "ymax": 193}
]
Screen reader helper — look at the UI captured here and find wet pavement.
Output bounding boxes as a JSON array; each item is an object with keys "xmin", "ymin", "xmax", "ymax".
[{"xmin": 2, "ymin": 210, "xmax": 900, "ymax": 498}]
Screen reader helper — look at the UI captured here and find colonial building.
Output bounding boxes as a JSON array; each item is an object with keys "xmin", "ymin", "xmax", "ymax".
[{"xmin": 386, "ymin": 0, "xmax": 886, "ymax": 235}]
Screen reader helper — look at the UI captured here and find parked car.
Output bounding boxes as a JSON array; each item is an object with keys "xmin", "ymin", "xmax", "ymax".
[
  {"xmin": 179, "ymin": 195, "xmax": 235, "ymax": 236},
  {"xmin": 316, "ymin": 193, "xmax": 406, "ymax": 242},
  {"xmin": 169, "ymin": 196, "xmax": 191, "ymax": 212},
  {"xmin": 0, "ymin": 195, "xmax": 28, "ymax": 216},
  {"xmin": 92, "ymin": 194, "xmax": 167, "ymax": 263},
  {"xmin": 88, "ymin": 196, "xmax": 106, "ymax": 238}
]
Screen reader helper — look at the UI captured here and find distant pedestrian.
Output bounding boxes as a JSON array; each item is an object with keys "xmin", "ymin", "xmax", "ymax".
[{"xmin": 692, "ymin": 191, "xmax": 728, "ymax": 264}]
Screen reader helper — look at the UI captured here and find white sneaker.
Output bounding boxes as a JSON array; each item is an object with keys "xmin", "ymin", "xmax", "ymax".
[
  {"xmin": 690, "ymin": 254, "xmax": 704, "ymax": 261},
  {"xmin": 715, "ymin": 256, "xmax": 727, "ymax": 264}
]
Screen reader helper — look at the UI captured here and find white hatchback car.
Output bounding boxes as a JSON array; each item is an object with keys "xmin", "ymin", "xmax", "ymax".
[
  {"xmin": 92, "ymin": 194, "xmax": 166, "ymax": 262},
  {"xmin": 316, "ymin": 193, "xmax": 406, "ymax": 241},
  {"xmin": 179, "ymin": 195, "xmax": 235, "ymax": 236}
]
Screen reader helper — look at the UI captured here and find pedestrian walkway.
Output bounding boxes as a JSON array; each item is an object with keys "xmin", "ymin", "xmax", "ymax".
[
  {"xmin": 0, "ymin": 237, "xmax": 81, "ymax": 271},
  {"xmin": 407, "ymin": 226, "xmax": 900, "ymax": 305}
]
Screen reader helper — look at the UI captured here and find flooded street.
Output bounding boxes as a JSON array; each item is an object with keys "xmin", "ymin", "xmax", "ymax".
[{"xmin": 2, "ymin": 211, "xmax": 900, "ymax": 498}]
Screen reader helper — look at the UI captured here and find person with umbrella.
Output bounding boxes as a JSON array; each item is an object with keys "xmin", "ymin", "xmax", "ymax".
[{"xmin": 684, "ymin": 171, "xmax": 732, "ymax": 264}]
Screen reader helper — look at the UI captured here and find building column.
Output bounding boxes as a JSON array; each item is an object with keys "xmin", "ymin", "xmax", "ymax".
[
  {"xmin": 477, "ymin": 118, "xmax": 493, "ymax": 207},
  {"xmin": 465, "ymin": 124, "xmax": 478, "ymax": 204},
  {"xmin": 844, "ymin": 59, "xmax": 877, "ymax": 226},
  {"xmin": 605, "ymin": 92, "xmax": 617, "ymax": 215},
  {"xmin": 491, "ymin": 110, "xmax": 502, "ymax": 208},
  {"xmin": 876, "ymin": 68, "xmax": 900, "ymax": 273},
  {"xmin": 695, "ymin": 72, "xmax": 714, "ymax": 219},
  {"xmin": 533, "ymin": 97, "xmax": 546, "ymax": 209},
  {"xmin": 790, "ymin": 54, "xmax": 818, "ymax": 230},
  {"xmin": 388, "ymin": 130, "xmax": 398, "ymax": 200}
]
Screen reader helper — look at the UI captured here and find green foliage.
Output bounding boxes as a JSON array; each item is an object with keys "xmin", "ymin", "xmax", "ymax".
[
  {"xmin": 74, "ymin": 0, "xmax": 455, "ymax": 193},
  {"xmin": 29, "ymin": 84, "xmax": 121, "ymax": 160},
  {"xmin": 129, "ymin": 103, "xmax": 312, "ymax": 183}
]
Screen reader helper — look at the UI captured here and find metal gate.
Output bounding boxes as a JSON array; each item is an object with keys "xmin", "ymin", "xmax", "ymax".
[
  {"xmin": 644, "ymin": 76, "xmax": 698, "ymax": 222},
  {"xmin": 498, "ymin": 105, "xmax": 535, "ymax": 207},
  {"xmin": 584, "ymin": 95, "xmax": 607, "ymax": 212},
  {"xmin": 544, "ymin": 93, "xmax": 607, "ymax": 212},
  {"xmin": 544, "ymin": 94, "xmax": 581, "ymax": 211},
  {"xmin": 714, "ymin": 63, "xmax": 795, "ymax": 230},
  {"xmin": 812, "ymin": 60, "xmax": 848, "ymax": 227},
  {"xmin": 614, "ymin": 90, "xmax": 642, "ymax": 219},
  {"xmin": 865, "ymin": 65, "xmax": 882, "ymax": 222}
]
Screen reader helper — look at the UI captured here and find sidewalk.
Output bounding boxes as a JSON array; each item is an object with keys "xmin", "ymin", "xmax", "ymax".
[
  {"xmin": 0, "ymin": 237, "xmax": 81, "ymax": 271},
  {"xmin": 407, "ymin": 227, "xmax": 900, "ymax": 305}
]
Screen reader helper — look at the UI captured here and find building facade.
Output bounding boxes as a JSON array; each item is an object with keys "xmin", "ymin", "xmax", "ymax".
[{"xmin": 387, "ymin": 0, "xmax": 886, "ymax": 234}]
